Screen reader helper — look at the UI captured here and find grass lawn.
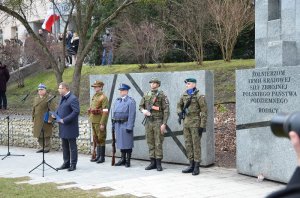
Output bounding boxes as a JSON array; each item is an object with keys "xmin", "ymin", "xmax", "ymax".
[
  {"xmin": 7, "ymin": 59, "xmax": 254, "ymax": 114},
  {"xmin": 0, "ymin": 177, "xmax": 136, "ymax": 198}
]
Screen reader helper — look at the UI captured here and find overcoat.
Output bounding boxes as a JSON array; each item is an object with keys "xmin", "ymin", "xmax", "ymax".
[
  {"xmin": 56, "ymin": 92, "xmax": 80, "ymax": 139},
  {"xmin": 32, "ymin": 93, "xmax": 56, "ymax": 138},
  {"xmin": 112, "ymin": 95, "xmax": 136, "ymax": 149}
]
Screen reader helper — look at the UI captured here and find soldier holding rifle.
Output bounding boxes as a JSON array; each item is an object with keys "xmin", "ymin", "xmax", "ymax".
[
  {"xmin": 88, "ymin": 80, "xmax": 109, "ymax": 163},
  {"xmin": 177, "ymin": 78, "xmax": 207, "ymax": 176},
  {"xmin": 139, "ymin": 77, "xmax": 170, "ymax": 171},
  {"xmin": 111, "ymin": 84, "xmax": 136, "ymax": 167}
]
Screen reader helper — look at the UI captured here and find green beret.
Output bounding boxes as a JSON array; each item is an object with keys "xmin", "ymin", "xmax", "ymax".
[
  {"xmin": 149, "ymin": 77, "xmax": 161, "ymax": 85},
  {"xmin": 184, "ymin": 78, "xmax": 197, "ymax": 83}
]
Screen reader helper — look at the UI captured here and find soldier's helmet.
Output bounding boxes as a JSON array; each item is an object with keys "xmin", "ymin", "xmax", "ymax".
[
  {"xmin": 149, "ymin": 77, "xmax": 161, "ymax": 86},
  {"xmin": 91, "ymin": 80, "xmax": 104, "ymax": 87}
]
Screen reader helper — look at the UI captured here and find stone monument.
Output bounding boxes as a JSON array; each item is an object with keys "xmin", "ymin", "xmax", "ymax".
[
  {"xmin": 236, "ymin": 0, "xmax": 300, "ymax": 183},
  {"xmin": 90, "ymin": 70, "xmax": 215, "ymax": 165}
]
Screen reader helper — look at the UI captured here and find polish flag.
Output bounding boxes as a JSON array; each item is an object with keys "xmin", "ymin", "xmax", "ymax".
[{"xmin": 42, "ymin": 14, "xmax": 60, "ymax": 32}]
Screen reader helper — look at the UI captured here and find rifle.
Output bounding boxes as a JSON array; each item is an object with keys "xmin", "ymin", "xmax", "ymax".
[
  {"xmin": 91, "ymin": 135, "xmax": 97, "ymax": 160},
  {"xmin": 178, "ymin": 90, "xmax": 198, "ymax": 125},
  {"xmin": 111, "ymin": 126, "xmax": 116, "ymax": 166},
  {"xmin": 142, "ymin": 91, "xmax": 160, "ymax": 125}
]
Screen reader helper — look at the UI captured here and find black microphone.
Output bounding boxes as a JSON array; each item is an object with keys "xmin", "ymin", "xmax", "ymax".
[
  {"xmin": 47, "ymin": 95, "xmax": 56, "ymax": 103},
  {"xmin": 21, "ymin": 93, "xmax": 30, "ymax": 102}
]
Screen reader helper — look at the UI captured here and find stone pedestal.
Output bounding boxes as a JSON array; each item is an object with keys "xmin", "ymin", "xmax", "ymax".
[{"xmin": 236, "ymin": 66, "xmax": 300, "ymax": 183}]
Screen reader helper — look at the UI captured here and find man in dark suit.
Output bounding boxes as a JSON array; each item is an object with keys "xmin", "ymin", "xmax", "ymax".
[
  {"xmin": 54, "ymin": 82, "xmax": 80, "ymax": 172},
  {"xmin": 267, "ymin": 131, "xmax": 300, "ymax": 198}
]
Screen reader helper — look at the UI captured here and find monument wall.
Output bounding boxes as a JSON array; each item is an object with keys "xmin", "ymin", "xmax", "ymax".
[
  {"xmin": 90, "ymin": 71, "xmax": 215, "ymax": 165},
  {"xmin": 236, "ymin": 0, "xmax": 300, "ymax": 183}
]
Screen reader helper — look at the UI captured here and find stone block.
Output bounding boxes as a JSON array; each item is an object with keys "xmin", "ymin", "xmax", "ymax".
[
  {"xmin": 281, "ymin": 0, "xmax": 296, "ymax": 40},
  {"xmin": 267, "ymin": 41, "xmax": 297, "ymax": 67},
  {"xmin": 236, "ymin": 66, "xmax": 300, "ymax": 183},
  {"xmin": 255, "ymin": 0, "xmax": 268, "ymax": 39},
  {"xmin": 255, "ymin": 39, "xmax": 268, "ymax": 68},
  {"xmin": 90, "ymin": 71, "xmax": 215, "ymax": 165},
  {"xmin": 267, "ymin": 19, "xmax": 281, "ymax": 40}
]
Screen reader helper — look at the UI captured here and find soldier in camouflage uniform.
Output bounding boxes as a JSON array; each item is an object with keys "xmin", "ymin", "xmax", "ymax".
[
  {"xmin": 88, "ymin": 80, "xmax": 109, "ymax": 163},
  {"xmin": 139, "ymin": 77, "xmax": 170, "ymax": 171},
  {"xmin": 177, "ymin": 78, "xmax": 207, "ymax": 175},
  {"xmin": 32, "ymin": 83, "xmax": 56, "ymax": 153}
]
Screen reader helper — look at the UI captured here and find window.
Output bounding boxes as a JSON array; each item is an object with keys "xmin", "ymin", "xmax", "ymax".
[{"xmin": 268, "ymin": 0, "xmax": 281, "ymax": 21}]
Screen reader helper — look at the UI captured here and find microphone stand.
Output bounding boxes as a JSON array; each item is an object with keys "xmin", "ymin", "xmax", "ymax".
[
  {"xmin": 29, "ymin": 98, "xmax": 57, "ymax": 177},
  {"xmin": 0, "ymin": 115, "xmax": 25, "ymax": 160},
  {"xmin": 0, "ymin": 95, "xmax": 28, "ymax": 160}
]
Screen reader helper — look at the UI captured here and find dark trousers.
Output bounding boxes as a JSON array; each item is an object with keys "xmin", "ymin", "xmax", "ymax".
[
  {"xmin": 61, "ymin": 138, "xmax": 78, "ymax": 166},
  {"xmin": 0, "ymin": 90, "xmax": 7, "ymax": 109}
]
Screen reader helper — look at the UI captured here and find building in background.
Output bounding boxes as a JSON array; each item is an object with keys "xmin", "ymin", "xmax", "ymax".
[{"xmin": 0, "ymin": 0, "xmax": 75, "ymax": 44}]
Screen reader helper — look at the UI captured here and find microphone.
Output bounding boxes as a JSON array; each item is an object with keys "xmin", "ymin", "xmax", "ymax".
[
  {"xmin": 21, "ymin": 93, "xmax": 30, "ymax": 102},
  {"xmin": 47, "ymin": 95, "xmax": 56, "ymax": 103}
]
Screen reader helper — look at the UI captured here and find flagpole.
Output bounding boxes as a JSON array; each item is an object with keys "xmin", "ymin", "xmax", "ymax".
[{"xmin": 52, "ymin": 0, "xmax": 57, "ymax": 40}]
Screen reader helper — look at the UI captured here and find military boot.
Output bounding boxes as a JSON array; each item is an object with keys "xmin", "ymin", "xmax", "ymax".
[
  {"xmin": 192, "ymin": 162, "xmax": 200, "ymax": 175},
  {"xmin": 97, "ymin": 146, "xmax": 105, "ymax": 163},
  {"xmin": 90, "ymin": 146, "xmax": 101, "ymax": 162},
  {"xmin": 182, "ymin": 160, "xmax": 194, "ymax": 173},
  {"xmin": 115, "ymin": 151, "xmax": 126, "ymax": 166},
  {"xmin": 156, "ymin": 159, "xmax": 163, "ymax": 171},
  {"xmin": 145, "ymin": 158, "xmax": 156, "ymax": 170},
  {"xmin": 125, "ymin": 152, "xmax": 131, "ymax": 168}
]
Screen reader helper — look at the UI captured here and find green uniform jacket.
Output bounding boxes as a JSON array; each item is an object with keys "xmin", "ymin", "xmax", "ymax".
[
  {"xmin": 139, "ymin": 90, "xmax": 170, "ymax": 124},
  {"xmin": 89, "ymin": 92, "xmax": 109, "ymax": 125},
  {"xmin": 32, "ymin": 94, "xmax": 56, "ymax": 138},
  {"xmin": 177, "ymin": 89, "xmax": 207, "ymax": 128}
]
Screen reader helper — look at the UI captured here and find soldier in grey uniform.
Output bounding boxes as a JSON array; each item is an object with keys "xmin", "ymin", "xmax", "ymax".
[
  {"xmin": 139, "ymin": 77, "xmax": 170, "ymax": 171},
  {"xmin": 177, "ymin": 78, "xmax": 207, "ymax": 175},
  {"xmin": 112, "ymin": 84, "xmax": 136, "ymax": 167}
]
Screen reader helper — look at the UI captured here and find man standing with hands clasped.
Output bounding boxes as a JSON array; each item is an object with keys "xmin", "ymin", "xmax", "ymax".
[
  {"xmin": 54, "ymin": 82, "xmax": 80, "ymax": 172},
  {"xmin": 139, "ymin": 77, "xmax": 170, "ymax": 171},
  {"xmin": 177, "ymin": 78, "xmax": 207, "ymax": 176}
]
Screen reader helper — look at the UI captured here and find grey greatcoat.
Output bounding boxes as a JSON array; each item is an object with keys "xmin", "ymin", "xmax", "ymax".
[
  {"xmin": 112, "ymin": 95, "xmax": 136, "ymax": 149},
  {"xmin": 32, "ymin": 93, "xmax": 56, "ymax": 138}
]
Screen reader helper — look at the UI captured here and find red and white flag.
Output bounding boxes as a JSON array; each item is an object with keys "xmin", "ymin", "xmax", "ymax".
[{"xmin": 42, "ymin": 14, "xmax": 60, "ymax": 32}]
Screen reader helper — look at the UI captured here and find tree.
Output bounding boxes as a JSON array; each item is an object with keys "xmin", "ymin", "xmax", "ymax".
[
  {"xmin": 0, "ymin": 0, "xmax": 136, "ymax": 97},
  {"xmin": 166, "ymin": 0, "xmax": 210, "ymax": 65},
  {"xmin": 115, "ymin": 19, "xmax": 168, "ymax": 68},
  {"xmin": 208, "ymin": 0, "xmax": 254, "ymax": 62}
]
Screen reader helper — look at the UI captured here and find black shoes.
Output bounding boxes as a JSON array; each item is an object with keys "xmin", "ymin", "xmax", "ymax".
[
  {"xmin": 192, "ymin": 162, "xmax": 200, "ymax": 176},
  {"xmin": 43, "ymin": 149, "xmax": 50, "ymax": 153},
  {"xmin": 68, "ymin": 165, "xmax": 76, "ymax": 172},
  {"xmin": 96, "ymin": 146, "xmax": 105, "ymax": 163},
  {"xmin": 145, "ymin": 158, "xmax": 156, "ymax": 170},
  {"xmin": 57, "ymin": 164, "xmax": 70, "ymax": 170},
  {"xmin": 156, "ymin": 159, "xmax": 162, "ymax": 171},
  {"xmin": 115, "ymin": 152, "xmax": 126, "ymax": 166},
  {"xmin": 182, "ymin": 161, "xmax": 194, "ymax": 173}
]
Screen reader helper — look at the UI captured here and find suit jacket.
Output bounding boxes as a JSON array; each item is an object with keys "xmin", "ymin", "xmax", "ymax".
[
  {"xmin": 267, "ymin": 167, "xmax": 300, "ymax": 198},
  {"xmin": 56, "ymin": 92, "xmax": 80, "ymax": 139}
]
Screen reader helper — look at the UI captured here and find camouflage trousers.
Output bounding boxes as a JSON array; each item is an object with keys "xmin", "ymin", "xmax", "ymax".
[
  {"xmin": 92, "ymin": 123, "xmax": 107, "ymax": 146},
  {"xmin": 183, "ymin": 127, "xmax": 202, "ymax": 162},
  {"xmin": 145, "ymin": 119, "xmax": 164, "ymax": 159}
]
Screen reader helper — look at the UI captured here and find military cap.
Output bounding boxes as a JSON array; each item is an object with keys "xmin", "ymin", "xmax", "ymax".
[
  {"xmin": 149, "ymin": 77, "xmax": 161, "ymax": 85},
  {"xmin": 38, "ymin": 83, "xmax": 46, "ymax": 90},
  {"xmin": 91, "ymin": 80, "xmax": 104, "ymax": 87},
  {"xmin": 184, "ymin": 78, "xmax": 197, "ymax": 83},
  {"xmin": 118, "ymin": 83, "xmax": 131, "ymax": 90}
]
